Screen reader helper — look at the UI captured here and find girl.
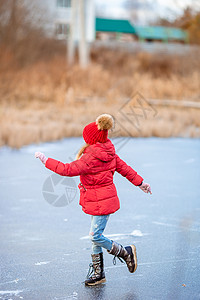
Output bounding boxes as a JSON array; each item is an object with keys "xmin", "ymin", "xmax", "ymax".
[{"xmin": 35, "ymin": 114, "xmax": 152, "ymax": 286}]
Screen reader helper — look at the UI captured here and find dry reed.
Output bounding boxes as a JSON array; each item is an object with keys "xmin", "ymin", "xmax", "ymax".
[{"xmin": 0, "ymin": 48, "xmax": 200, "ymax": 148}]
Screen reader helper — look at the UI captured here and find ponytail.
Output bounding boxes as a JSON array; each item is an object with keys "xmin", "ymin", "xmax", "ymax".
[{"xmin": 76, "ymin": 143, "xmax": 90, "ymax": 160}]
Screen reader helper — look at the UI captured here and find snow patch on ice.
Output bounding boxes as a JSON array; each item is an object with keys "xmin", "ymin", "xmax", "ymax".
[
  {"xmin": 0, "ymin": 279, "xmax": 22, "ymax": 285},
  {"xmin": 0, "ymin": 290, "xmax": 23, "ymax": 296},
  {"xmin": 67, "ymin": 291, "xmax": 78, "ymax": 299},
  {"xmin": 80, "ymin": 230, "xmax": 145, "ymax": 240},
  {"xmin": 34, "ymin": 261, "xmax": 50, "ymax": 266},
  {"xmin": 131, "ymin": 230, "xmax": 144, "ymax": 237},
  {"xmin": 152, "ymin": 221, "xmax": 175, "ymax": 227},
  {"xmin": 152, "ymin": 221, "xmax": 177, "ymax": 228}
]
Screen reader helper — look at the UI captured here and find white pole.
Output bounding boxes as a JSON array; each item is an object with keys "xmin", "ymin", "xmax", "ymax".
[
  {"xmin": 67, "ymin": 0, "xmax": 76, "ymax": 65},
  {"xmin": 78, "ymin": 0, "xmax": 89, "ymax": 68}
]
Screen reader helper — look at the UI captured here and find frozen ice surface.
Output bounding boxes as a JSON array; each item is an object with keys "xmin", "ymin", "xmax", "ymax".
[{"xmin": 0, "ymin": 137, "xmax": 200, "ymax": 300}]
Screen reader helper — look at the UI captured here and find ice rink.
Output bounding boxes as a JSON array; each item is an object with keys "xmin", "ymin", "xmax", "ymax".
[{"xmin": 0, "ymin": 137, "xmax": 200, "ymax": 300}]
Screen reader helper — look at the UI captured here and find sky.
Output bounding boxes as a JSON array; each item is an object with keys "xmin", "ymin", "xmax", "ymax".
[{"xmin": 95, "ymin": 0, "xmax": 200, "ymax": 24}]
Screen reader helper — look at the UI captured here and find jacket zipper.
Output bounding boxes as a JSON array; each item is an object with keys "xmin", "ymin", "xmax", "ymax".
[{"xmin": 80, "ymin": 183, "xmax": 87, "ymax": 191}]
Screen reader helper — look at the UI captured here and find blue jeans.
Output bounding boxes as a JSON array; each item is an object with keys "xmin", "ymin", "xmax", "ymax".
[{"xmin": 89, "ymin": 215, "xmax": 113, "ymax": 254}]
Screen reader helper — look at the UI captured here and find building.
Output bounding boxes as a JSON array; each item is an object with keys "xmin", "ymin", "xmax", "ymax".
[
  {"xmin": 37, "ymin": 0, "xmax": 95, "ymax": 42},
  {"xmin": 34, "ymin": 2, "xmax": 188, "ymax": 44},
  {"xmin": 133, "ymin": 25, "xmax": 188, "ymax": 43},
  {"xmin": 95, "ymin": 18, "xmax": 188, "ymax": 44}
]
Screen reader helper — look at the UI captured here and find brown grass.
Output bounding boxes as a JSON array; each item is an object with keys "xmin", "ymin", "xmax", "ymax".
[{"xmin": 0, "ymin": 47, "xmax": 200, "ymax": 148}]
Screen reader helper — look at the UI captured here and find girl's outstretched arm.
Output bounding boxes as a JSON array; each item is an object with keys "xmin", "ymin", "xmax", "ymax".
[
  {"xmin": 35, "ymin": 151, "xmax": 91, "ymax": 177},
  {"xmin": 116, "ymin": 154, "xmax": 152, "ymax": 194}
]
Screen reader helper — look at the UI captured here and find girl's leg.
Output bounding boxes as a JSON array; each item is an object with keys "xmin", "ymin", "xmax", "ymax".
[
  {"xmin": 89, "ymin": 215, "xmax": 112, "ymax": 254},
  {"xmin": 86, "ymin": 215, "xmax": 137, "ymax": 286},
  {"xmin": 90, "ymin": 216, "xmax": 102, "ymax": 254},
  {"xmin": 85, "ymin": 215, "xmax": 110, "ymax": 286},
  {"xmin": 90, "ymin": 215, "xmax": 137, "ymax": 274}
]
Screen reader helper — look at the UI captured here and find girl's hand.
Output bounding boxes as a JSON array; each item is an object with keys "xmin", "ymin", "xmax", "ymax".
[
  {"xmin": 139, "ymin": 182, "xmax": 152, "ymax": 194},
  {"xmin": 35, "ymin": 152, "xmax": 47, "ymax": 165}
]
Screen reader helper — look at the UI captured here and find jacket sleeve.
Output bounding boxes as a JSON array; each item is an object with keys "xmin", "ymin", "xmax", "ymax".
[
  {"xmin": 115, "ymin": 154, "xmax": 143, "ymax": 186},
  {"xmin": 45, "ymin": 154, "xmax": 92, "ymax": 177}
]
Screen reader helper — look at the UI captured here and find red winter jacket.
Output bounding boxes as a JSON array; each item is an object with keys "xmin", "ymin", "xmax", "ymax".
[{"xmin": 45, "ymin": 139, "xmax": 143, "ymax": 215}]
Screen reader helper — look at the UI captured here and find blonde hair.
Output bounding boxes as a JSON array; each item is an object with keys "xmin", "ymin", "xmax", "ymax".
[{"xmin": 76, "ymin": 143, "xmax": 90, "ymax": 160}]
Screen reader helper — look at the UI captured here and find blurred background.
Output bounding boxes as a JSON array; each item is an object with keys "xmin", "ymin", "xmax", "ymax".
[{"xmin": 0, "ymin": 0, "xmax": 200, "ymax": 148}]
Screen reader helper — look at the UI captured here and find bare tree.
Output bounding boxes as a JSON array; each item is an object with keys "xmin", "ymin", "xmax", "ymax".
[
  {"xmin": 0, "ymin": 0, "xmax": 65, "ymax": 67},
  {"xmin": 0, "ymin": 0, "xmax": 47, "ymax": 46}
]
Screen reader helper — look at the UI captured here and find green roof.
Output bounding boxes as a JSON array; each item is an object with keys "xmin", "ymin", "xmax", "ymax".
[
  {"xmin": 95, "ymin": 18, "xmax": 188, "ymax": 42},
  {"xmin": 96, "ymin": 18, "xmax": 136, "ymax": 34},
  {"xmin": 134, "ymin": 26, "xmax": 187, "ymax": 41}
]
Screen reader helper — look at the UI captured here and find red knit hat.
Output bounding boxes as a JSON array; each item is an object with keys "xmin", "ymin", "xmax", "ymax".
[{"xmin": 83, "ymin": 114, "xmax": 114, "ymax": 145}]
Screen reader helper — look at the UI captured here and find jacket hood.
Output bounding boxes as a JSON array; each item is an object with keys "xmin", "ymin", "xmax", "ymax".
[{"xmin": 85, "ymin": 139, "xmax": 115, "ymax": 162}]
